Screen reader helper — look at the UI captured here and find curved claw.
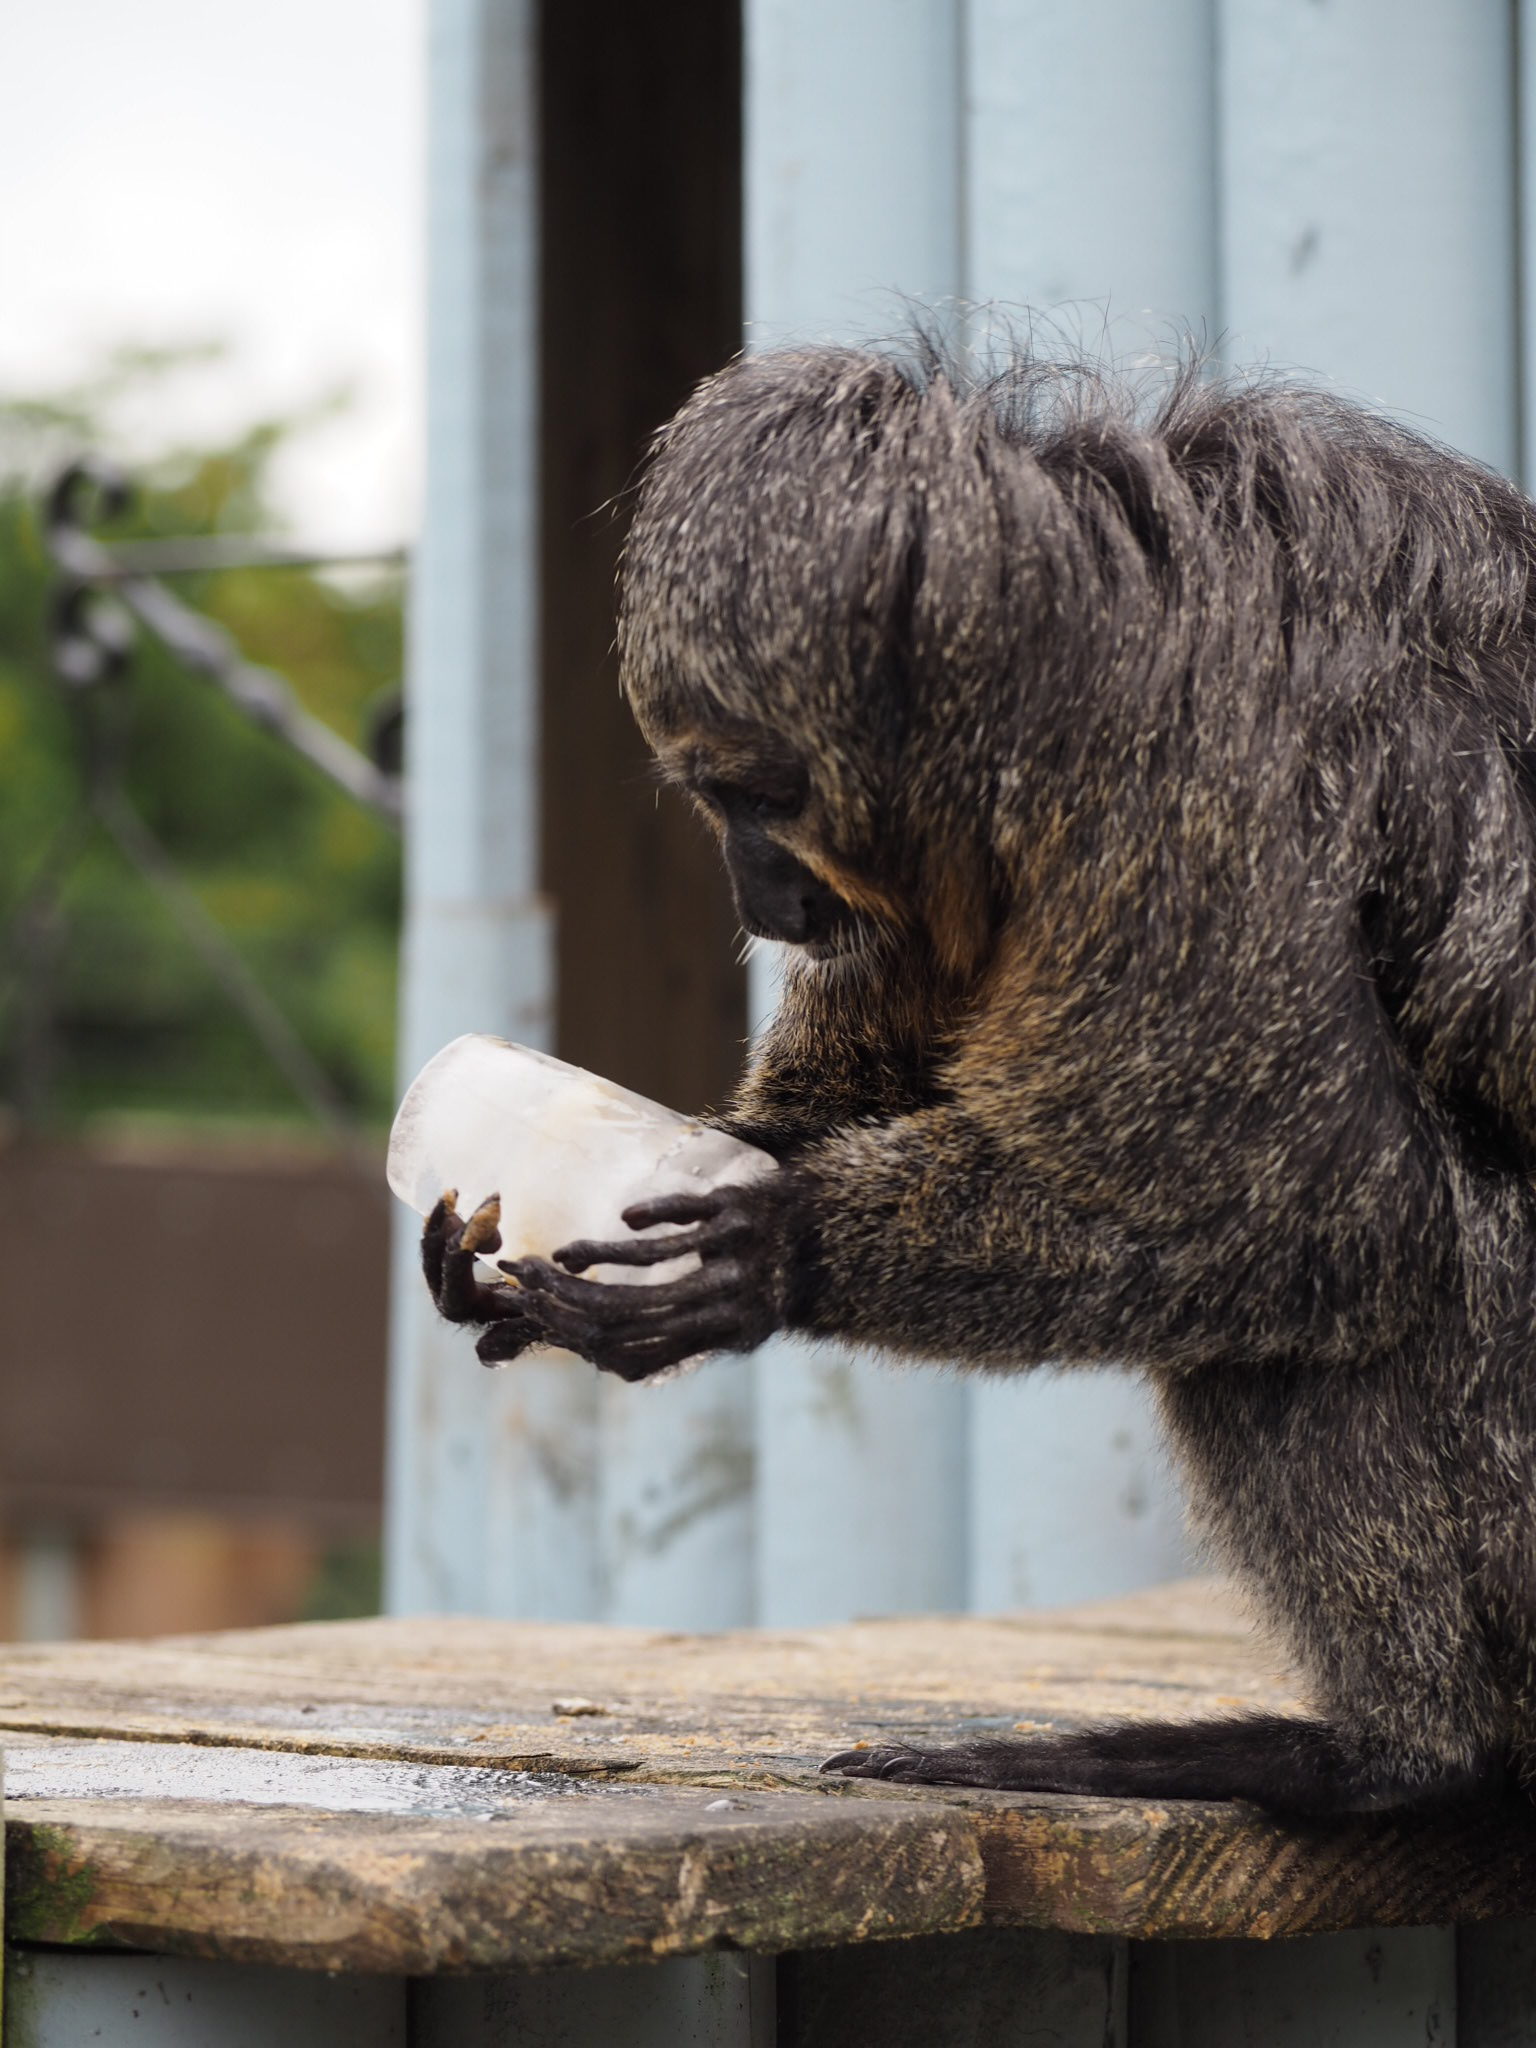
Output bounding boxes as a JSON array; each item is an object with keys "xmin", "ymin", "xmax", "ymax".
[
  {"xmin": 423, "ymin": 1192, "xmax": 526, "ymax": 1327},
  {"xmin": 459, "ymin": 1192, "xmax": 503, "ymax": 1257},
  {"xmin": 820, "ymin": 1746, "xmax": 922, "ymax": 1780}
]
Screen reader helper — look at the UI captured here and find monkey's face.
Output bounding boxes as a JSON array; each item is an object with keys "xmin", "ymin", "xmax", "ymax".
[
  {"xmin": 656, "ymin": 730, "xmax": 882, "ymax": 952},
  {"xmin": 620, "ymin": 347, "xmax": 1001, "ymax": 975}
]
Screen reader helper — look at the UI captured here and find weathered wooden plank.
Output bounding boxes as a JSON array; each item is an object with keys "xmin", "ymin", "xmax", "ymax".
[
  {"xmin": 3, "ymin": 1583, "xmax": 1536, "ymax": 1955},
  {"xmin": 18, "ymin": 1768, "xmax": 1525, "ymax": 1975},
  {"xmin": 0, "ymin": 1581, "xmax": 1291, "ymax": 1779},
  {"xmin": 956, "ymin": 1787, "xmax": 1536, "ymax": 1941},
  {"xmin": 3, "ymin": 1754, "xmax": 982, "ymax": 1974}
]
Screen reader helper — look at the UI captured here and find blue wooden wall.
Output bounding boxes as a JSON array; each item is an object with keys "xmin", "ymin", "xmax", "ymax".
[{"xmin": 388, "ymin": 0, "xmax": 1530, "ymax": 1625}]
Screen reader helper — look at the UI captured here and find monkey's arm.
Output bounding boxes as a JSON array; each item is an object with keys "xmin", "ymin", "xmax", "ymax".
[
  {"xmin": 511, "ymin": 972, "xmax": 1448, "ymax": 1378},
  {"xmin": 711, "ymin": 948, "xmax": 950, "ymax": 1158}
]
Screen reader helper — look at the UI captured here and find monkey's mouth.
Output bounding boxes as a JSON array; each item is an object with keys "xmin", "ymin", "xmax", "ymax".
[{"xmin": 800, "ymin": 916, "xmax": 883, "ymax": 965}]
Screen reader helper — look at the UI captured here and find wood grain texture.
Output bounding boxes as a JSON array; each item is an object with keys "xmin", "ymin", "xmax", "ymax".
[
  {"xmin": 5, "ymin": 1771, "xmax": 979, "ymax": 1974},
  {"xmin": 0, "ymin": 1580, "xmax": 1284, "ymax": 1775},
  {"xmin": 4, "ymin": 1581, "xmax": 1536, "ymax": 1968}
]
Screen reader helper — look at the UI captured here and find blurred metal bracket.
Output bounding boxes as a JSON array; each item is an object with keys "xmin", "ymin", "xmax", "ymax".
[{"xmin": 43, "ymin": 455, "xmax": 406, "ymax": 824}]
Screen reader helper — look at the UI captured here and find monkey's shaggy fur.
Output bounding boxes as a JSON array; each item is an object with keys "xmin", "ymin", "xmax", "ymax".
[{"xmin": 616, "ymin": 343, "xmax": 1536, "ymax": 1813}]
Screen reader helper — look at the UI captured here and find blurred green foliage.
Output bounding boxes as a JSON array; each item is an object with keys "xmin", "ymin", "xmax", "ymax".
[
  {"xmin": 0, "ymin": 349, "xmax": 403, "ymax": 1133},
  {"xmin": 301, "ymin": 1538, "xmax": 385, "ymax": 1624}
]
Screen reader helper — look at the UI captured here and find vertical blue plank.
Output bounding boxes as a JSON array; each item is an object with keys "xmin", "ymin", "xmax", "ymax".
[
  {"xmin": 968, "ymin": 1372, "xmax": 1189, "ymax": 1612},
  {"xmin": 966, "ymin": 0, "xmax": 1218, "ymax": 345},
  {"xmin": 747, "ymin": 0, "xmax": 963, "ymax": 345},
  {"xmin": 1221, "ymin": 0, "xmax": 1516, "ymax": 474},
  {"xmin": 1520, "ymin": 1, "xmax": 1536, "ymax": 491},
  {"xmin": 959, "ymin": 0, "xmax": 1215, "ymax": 1611},
  {"xmin": 597, "ymin": 1358, "xmax": 757, "ymax": 1628},
  {"xmin": 754, "ymin": 1341, "xmax": 970, "ymax": 1627},
  {"xmin": 385, "ymin": 0, "xmax": 601, "ymax": 1621},
  {"xmin": 746, "ymin": 0, "xmax": 970, "ymax": 1626}
]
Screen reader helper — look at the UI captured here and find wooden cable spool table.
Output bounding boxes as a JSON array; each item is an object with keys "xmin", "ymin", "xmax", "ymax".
[{"xmin": 2, "ymin": 1579, "xmax": 1534, "ymax": 2044}]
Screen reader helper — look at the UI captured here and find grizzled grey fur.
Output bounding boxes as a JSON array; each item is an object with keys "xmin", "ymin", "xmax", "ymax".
[{"xmin": 428, "ymin": 340, "xmax": 1536, "ymax": 1814}]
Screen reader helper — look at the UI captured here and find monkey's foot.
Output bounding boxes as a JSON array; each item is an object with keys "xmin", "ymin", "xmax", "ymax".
[
  {"xmin": 821, "ymin": 1741, "xmax": 1042, "ymax": 1790},
  {"xmin": 822, "ymin": 1717, "xmax": 1505, "ymax": 1815},
  {"xmin": 499, "ymin": 1177, "xmax": 803, "ymax": 1381},
  {"xmin": 421, "ymin": 1190, "xmax": 547, "ymax": 1365}
]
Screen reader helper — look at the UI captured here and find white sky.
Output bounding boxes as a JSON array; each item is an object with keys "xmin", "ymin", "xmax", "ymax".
[{"xmin": 0, "ymin": 0, "xmax": 423, "ymax": 546}]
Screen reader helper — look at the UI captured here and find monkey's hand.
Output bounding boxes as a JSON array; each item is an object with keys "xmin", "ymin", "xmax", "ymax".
[
  {"xmin": 498, "ymin": 1176, "xmax": 808, "ymax": 1382},
  {"xmin": 421, "ymin": 1191, "xmax": 551, "ymax": 1366}
]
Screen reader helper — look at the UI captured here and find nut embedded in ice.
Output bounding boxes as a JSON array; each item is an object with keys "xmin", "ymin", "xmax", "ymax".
[{"xmin": 386, "ymin": 1034, "xmax": 777, "ymax": 1289}]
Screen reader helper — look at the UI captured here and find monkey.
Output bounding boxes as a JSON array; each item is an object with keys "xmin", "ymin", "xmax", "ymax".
[{"xmin": 422, "ymin": 336, "xmax": 1536, "ymax": 1819}]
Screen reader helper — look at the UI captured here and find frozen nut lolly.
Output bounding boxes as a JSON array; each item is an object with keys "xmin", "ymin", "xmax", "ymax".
[{"xmin": 387, "ymin": 1034, "xmax": 777, "ymax": 1289}]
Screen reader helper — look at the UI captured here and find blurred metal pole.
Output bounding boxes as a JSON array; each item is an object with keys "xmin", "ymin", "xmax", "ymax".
[
  {"xmin": 745, "ymin": 0, "xmax": 1203, "ymax": 1622},
  {"xmin": 385, "ymin": 0, "xmax": 597, "ymax": 1618},
  {"xmin": 960, "ymin": 0, "xmax": 1211, "ymax": 1610},
  {"xmin": 745, "ymin": 0, "xmax": 971, "ymax": 1626}
]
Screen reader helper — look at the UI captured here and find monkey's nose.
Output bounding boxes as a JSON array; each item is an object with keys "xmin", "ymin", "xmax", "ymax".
[{"xmin": 734, "ymin": 871, "xmax": 843, "ymax": 946}]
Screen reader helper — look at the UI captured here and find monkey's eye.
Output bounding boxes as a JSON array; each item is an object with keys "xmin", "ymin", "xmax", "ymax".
[{"xmin": 695, "ymin": 773, "xmax": 806, "ymax": 822}]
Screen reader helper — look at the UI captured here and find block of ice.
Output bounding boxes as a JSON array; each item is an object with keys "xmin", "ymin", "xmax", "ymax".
[{"xmin": 386, "ymin": 1034, "xmax": 777, "ymax": 1289}]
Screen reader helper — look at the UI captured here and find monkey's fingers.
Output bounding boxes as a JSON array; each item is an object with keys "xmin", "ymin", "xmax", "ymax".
[
  {"xmin": 500, "ymin": 1254, "xmax": 740, "ymax": 1322},
  {"xmin": 493, "ymin": 1270, "xmax": 750, "ymax": 1375},
  {"xmin": 424, "ymin": 1191, "xmax": 524, "ymax": 1327},
  {"xmin": 554, "ymin": 1209, "xmax": 754, "ymax": 1273},
  {"xmin": 475, "ymin": 1317, "xmax": 542, "ymax": 1366},
  {"xmin": 421, "ymin": 1191, "xmax": 463, "ymax": 1300},
  {"xmin": 554, "ymin": 1229, "xmax": 706, "ymax": 1273},
  {"xmin": 619, "ymin": 1189, "xmax": 732, "ymax": 1231},
  {"xmin": 584, "ymin": 1305, "xmax": 750, "ymax": 1381}
]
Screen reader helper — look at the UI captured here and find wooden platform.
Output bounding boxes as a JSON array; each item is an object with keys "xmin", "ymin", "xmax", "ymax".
[{"xmin": 5, "ymin": 1578, "xmax": 1536, "ymax": 1980}]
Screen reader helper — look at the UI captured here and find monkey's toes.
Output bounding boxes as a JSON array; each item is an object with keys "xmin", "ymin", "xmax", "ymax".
[{"xmin": 820, "ymin": 1745, "xmax": 924, "ymax": 1780}]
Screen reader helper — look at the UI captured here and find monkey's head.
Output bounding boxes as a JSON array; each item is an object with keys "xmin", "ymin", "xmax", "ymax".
[{"xmin": 618, "ymin": 346, "xmax": 1023, "ymax": 977}]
